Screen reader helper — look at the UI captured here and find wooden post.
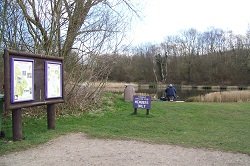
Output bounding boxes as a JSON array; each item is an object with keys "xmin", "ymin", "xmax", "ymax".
[
  {"xmin": 134, "ymin": 108, "xmax": 137, "ymax": 115},
  {"xmin": 47, "ymin": 104, "xmax": 55, "ymax": 129},
  {"xmin": 12, "ymin": 109, "xmax": 22, "ymax": 141}
]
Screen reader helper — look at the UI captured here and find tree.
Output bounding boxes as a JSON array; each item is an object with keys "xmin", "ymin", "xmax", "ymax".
[
  {"xmin": 0, "ymin": 0, "xmax": 26, "ymax": 49},
  {"xmin": 109, "ymin": 27, "xmax": 250, "ymax": 86},
  {"xmin": 7, "ymin": 0, "xmax": 140, "ymax": 111}
]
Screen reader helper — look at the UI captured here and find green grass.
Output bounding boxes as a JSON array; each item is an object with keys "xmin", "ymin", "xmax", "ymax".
[{"xmin": 1, "ymin": 93, "xmax": 250, "ymax": 155}]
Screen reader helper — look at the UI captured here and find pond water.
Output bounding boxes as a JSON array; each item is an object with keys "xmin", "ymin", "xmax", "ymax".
[
  {"xmin": 105, "ymin": 83, "xmax": 247, "ymax": 101},
  {"xmin": 136, "ymin": 87, "xmax": 216, "ymax": 101}
]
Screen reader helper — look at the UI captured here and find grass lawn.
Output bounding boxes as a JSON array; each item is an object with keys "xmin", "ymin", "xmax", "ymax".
[{"xmin": 1, "ymin": 93, "xmax": 250, "ymax": 155}]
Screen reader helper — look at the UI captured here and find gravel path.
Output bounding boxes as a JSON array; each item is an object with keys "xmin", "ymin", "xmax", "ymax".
[{"xmin": 0, "ymin": 133, "xmax": 250, "ymax": 166}]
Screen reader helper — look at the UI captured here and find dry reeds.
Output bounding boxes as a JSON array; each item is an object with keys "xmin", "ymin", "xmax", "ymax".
[
  {"xmin": 189, "ymin": 90, "xmax": 250, "ymax": 102},
  {"xmin": 104, "ymin": 82, "xmax": 138, "ymax": 92}
]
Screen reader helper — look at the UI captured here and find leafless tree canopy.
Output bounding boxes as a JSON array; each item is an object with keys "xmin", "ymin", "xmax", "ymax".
[
  {"xmin": 109, "ymin": 28, "xmax": 250, "ymax": 85},
  {"xmin": 0, "ymin": 0, "xmax": 140, "ymax": 112}
]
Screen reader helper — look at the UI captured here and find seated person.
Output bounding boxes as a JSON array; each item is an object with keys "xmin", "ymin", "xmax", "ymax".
[{"xmin": 165, "ymin": 84, "xmax": 177, "ymax": 101}]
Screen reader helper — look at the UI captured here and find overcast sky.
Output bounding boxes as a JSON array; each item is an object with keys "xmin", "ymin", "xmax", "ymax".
[{"xmin": 126, "ymin": 0, "xmax": 250, "ymax": 45}]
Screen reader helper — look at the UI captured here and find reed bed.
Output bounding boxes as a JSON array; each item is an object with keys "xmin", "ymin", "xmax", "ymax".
[
  {"xmin": 188, "ymin": 90, "xmax": 250, "ymax": 102},
  {"xmin": 103, "ymin": 82, "xmax": 138, "ymax": 92}
]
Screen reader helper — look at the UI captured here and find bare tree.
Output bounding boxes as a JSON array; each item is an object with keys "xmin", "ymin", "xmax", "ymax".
[
  {"xmin": 0, "ymin": 0, "xmax": 27, "ymax": 50},
  {"xmin": 14, "ymin": 0, "xmax": 140, "ymax": 111}
]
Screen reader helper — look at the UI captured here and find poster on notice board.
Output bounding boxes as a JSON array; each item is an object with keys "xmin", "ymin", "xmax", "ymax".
[
  {"xmin": 11, "ymin": 58, "xmax": 34, "ymax": 103},
  {"xmin": 45, "ymin": 61, "xmax": 62, "ymax": 99}
]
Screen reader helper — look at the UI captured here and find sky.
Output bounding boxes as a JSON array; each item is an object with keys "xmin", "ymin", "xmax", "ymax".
[{"xmin": 126, "ymin": 0, "xmax": 250, "ymax": 45}]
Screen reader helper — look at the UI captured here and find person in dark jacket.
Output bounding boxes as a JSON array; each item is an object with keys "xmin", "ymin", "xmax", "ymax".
[{"xmin": 165, "ymin": 84, "xmax": 177, "ymax": 101}]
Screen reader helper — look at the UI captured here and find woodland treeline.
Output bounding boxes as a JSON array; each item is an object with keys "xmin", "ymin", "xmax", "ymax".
[{"xmin": 109, "ymin": 28, "xmax": 250, "ymax": 85}]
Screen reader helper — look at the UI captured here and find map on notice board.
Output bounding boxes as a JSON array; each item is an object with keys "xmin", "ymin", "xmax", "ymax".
[
  {"xmin": 12, "ymin": 58, "xmax": 34, "ymax": 103},
  {"xmin": 46, "ymin": 61, "xmax": 62, "ymax": 98}
]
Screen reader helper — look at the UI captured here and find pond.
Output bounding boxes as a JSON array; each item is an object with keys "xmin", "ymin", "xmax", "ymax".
[
  {"xmin": 105, "ymin": 83, "xmax": 248, "ymax": 101},
  {"xmin": 136, "ymin": 86, "xmax": 220, "ymax": 101}
]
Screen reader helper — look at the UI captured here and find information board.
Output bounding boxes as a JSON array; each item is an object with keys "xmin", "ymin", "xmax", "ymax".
[
  {"xmin": 11, "ymin": 58, "xmax": 34, "ymax": 103},
  {"xmin": 133, "ymin": 95, "xmax": 151, "ymax": 109},
  {"xmin": 4, "ymin": 49, "xmax": 64, "ymax": 110},
  {"xmin": 45, "ymin": 61, "xmax": 62, "ymax": 99}
]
